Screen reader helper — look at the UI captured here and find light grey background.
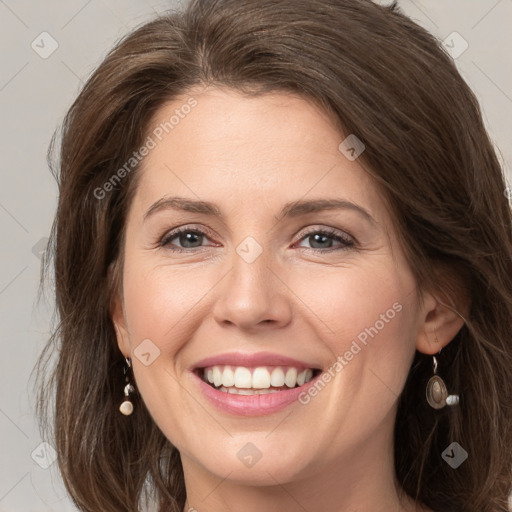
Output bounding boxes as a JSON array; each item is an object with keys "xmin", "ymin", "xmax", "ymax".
[{"xmin": 1, "ymin": 1, "xmax": 511, "ymax": 511}]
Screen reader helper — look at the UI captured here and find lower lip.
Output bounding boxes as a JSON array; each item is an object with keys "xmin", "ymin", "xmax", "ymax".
[{"xmin": 192, "ymin": 371, "xmax": 321, "ymax": 416}]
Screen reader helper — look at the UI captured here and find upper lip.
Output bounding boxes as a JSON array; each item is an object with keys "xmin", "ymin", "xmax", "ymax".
[{"xmin": 191, "ymin": 351, "xmax": 323, "ymax": 370}]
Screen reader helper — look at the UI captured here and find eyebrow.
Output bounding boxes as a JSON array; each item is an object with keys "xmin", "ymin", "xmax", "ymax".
[{"xmin": 143, "ymin": 196, "xmax": 377, "ymax": 226}]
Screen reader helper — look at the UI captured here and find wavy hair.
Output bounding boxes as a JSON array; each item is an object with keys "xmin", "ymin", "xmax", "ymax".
[{"xmin": 36, "ymin": 0, "xmax": 512, "ymax": 510}]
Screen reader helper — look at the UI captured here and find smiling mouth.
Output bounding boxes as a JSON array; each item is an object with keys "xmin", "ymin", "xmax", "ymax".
[{"xmin": 195, "ymin": 365, "xmax": 322, "ymax": 395}]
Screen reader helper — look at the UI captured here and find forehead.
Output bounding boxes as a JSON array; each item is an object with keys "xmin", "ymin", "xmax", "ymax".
[{"xmin": 131, "ymin": 87, "xmax": 387, "ymax": 224}]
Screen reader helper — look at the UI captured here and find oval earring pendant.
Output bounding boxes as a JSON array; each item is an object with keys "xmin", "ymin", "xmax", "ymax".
[{"xmin": 426, "ymin": 375, "xmax": 448, "ymax": 409}]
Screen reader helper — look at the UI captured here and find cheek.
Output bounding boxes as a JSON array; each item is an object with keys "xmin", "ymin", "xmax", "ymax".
[
  {"xmin": 289, "ymin": 263, "xmax": 416, "ymax": 398},
  {"xmin": 122, "ymin": 258, "xmax": 217, "ymax": 350},
  {"xmin": 289, "ymin": 262, "xmax": 411, "ymax": 345},
  {"xmin": 120, "ymin": 259, "xmax": 208, "ymax": 438}
]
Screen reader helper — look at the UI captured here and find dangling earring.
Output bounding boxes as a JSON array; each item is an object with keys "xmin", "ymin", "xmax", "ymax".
[
  {"xmin": 119, "ymin": 357, "xmax": 135, "ymax": 416},
  {"xmin": 426, "ymin": 348, "xmax": 459, "ymax": 409}
]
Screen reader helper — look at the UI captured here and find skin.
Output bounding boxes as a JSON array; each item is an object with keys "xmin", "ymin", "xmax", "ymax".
[{"xmin": 112, "ymin": 86, "xmax": 464, "ymax": 512}]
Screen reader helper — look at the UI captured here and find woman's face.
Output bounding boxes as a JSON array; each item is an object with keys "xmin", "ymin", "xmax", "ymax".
[{"xmin": 112, "ymin": 87, "xmax": 431, "ymax": 490}]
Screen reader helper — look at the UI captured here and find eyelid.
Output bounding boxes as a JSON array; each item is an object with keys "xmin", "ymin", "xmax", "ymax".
[
  {"xmin": 158, "ymin": 223, "xmax": 219, "ymax": 248},
  {"xmin": 292, "ymin": 226, "xmax": 355, "ymax": 251},
  {"xmin": 295, "ymin": 225, "xmax": 354, "ymax": 244},
  {"xmin": 157, "ymin": 223, "xmax": 355, "ymax": 253}
]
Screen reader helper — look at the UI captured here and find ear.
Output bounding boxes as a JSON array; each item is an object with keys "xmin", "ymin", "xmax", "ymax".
[
  {"xmin": 108, "ymin": 261, "xmax": 131, "ymax": 358},
  {"xmin": 415, "ymin": 282, "xmax": 469, "ymax": 355}
]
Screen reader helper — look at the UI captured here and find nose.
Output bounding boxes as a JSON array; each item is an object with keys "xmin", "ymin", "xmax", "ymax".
[{"xmin": 211, "ymin": 242, "xmax": 293, "ymax": 333}]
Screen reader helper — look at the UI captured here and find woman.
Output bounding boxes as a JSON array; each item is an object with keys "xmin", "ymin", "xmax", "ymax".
[{"xmin": 36, "ymin": 0, "xmax": 512, "ymax": 511}]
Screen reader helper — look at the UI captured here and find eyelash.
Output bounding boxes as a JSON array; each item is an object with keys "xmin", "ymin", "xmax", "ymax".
[{"xmin": 158, "ymin": 225, "xmax": 355, "ymax": 253}]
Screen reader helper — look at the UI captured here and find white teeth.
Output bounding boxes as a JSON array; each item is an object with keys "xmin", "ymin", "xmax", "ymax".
[
  {"xmin": 213, "ymin": 366, "xmax": 222, "ymax": 387},
  {"xmin": 203, "ymin": 365, "xmax": 316, "ymax": 390},
  {"xmin": 221, "ymin": 367, "xmax": 235, "ymax": 387},
  {"xmin": 270, "ymin": 368, "xmax": 285, "ymax": 387},
  {"xmin": 252, "ymin": 367, "xmax": 271, "ymax": 389},
  {"xmin": 285, "ymin": 368, "xmax": 298, "ymax": 387},
  {"xmin": 297, "ymin": 369, "xmax": 313, "ymax": 386},
  {"xmin": 234, "ymin": 367, "xmax": 252, "ymax": 388},
  {"xmin": 217, "ymin": 386, "xmax": 282, "ymax": 395}
]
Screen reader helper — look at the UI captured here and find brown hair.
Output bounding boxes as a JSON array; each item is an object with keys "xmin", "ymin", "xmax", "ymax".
[{"xmin": 36, "ymin": 0, "xmax": 512, "ymax": 510}]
